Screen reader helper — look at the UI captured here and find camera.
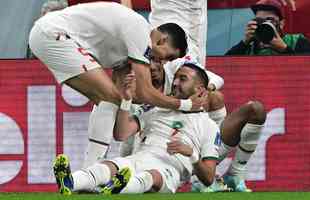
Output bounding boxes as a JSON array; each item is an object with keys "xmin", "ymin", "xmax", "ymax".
[{"xmin": 254, "ymin": 18, "xmax": 278, "ymax": 44}]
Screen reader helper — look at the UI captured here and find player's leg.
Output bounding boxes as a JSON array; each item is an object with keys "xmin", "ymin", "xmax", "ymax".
[
  {"xmin": 104, "ymin": 151, "xmax": 181, "ymax": 194},
  {"xmin": 187, "ymin": 0, "xmax": 207, "ymax": 66},
  {"xmin": 121, "ymin": 162, "xmax": 181, "ymax": 194},
  {"xmin": 200, "ymin": 0, "xmax": 208, "ymax": 66},
  {"xmin": 64, "ymin": 68, "xmax": 121, "ymax": 105},
  {"xmin": 82, "ymin": 65, "xmax": 133, "ymax": 167},
  {"xmin": 121, "ymin": 168, "xmax": 180, "ymax": 194},
  {"xmin": 82, "ymin": 102, "xmax": 118, "ymax": 167},
  {"xmin": 121, "ymin": 170, "xmax": 162, "ymax": 193},
  {"xmin": 220, "ymin": 101, "xmax": 266, "ymax": 191},
  {"xmin": 53, "ymin": 154, "xmax": 129, "ymax": 194}
]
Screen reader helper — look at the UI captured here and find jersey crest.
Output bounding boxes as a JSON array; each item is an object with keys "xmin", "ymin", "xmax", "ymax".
[{"xmin": 169, "ymin": 121, "xmax": 184, "ymax": 137}]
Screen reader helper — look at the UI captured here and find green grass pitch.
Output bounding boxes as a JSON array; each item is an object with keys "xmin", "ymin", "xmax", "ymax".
[{"xmin": 0, "ymin": 192, "xmax": 309, "ymax": 200}]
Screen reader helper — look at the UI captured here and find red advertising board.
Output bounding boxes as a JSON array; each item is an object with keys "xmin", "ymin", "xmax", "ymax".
[
  {"xmin": 0, "ymin": 56, "xmax": 310, "ymax": 192},
  {"xmin": 208, "ymin": 56, "xmax": 310, "ymax": 191}
]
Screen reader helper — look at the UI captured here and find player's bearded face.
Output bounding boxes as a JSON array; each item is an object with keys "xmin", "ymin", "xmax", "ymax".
[{"xmin": 172, "ymin": 67, "xmax": 197, "ymax": 99}]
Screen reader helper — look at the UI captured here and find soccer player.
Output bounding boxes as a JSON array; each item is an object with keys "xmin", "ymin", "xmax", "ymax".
[
  {"xmin": 82, "ymin": 0, "xmax": 295, "ymax": 167},
  {"xmin": 192, "ymin": 99, "xmax": 266, "ymax": 192},
  {"xmin": 29, "ymin": 2, "xmax": 207, "ymax": 111},
  {"xmin": 124, "ymin": 56, "xmax": 266, "ymax": 192},
  {"xmin": 28, "ymin": 2, "xmax": 208, "ymax": 167},
  {"xmin": 53, "ymin": 61, "xmax": 220, "ymax": 194}
]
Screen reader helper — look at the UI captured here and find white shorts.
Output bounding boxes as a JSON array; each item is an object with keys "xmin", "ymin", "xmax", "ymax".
[
  {"xmin": 109, "ymin": 151, "xmax": 181, "ymax": 193},
  {"xmin": 29, "ymin": 24, "xmax": 101, "ymax": 83}
]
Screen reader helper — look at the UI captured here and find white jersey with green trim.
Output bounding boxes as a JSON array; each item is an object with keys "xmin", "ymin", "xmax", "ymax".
[
  {"xmin": 134, "ymin": 106, "xmax": 220, "ymax": 179},
  {"xmin": 35, "ymin": 2, "xmax": 151, "ymax": 68}
]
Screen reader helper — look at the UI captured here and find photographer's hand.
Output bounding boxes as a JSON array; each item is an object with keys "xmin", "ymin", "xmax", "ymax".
[
  {"xmin": 243, "ymin": 20, "xmax": 257, "ymax": 45},
  {"xmin": 267, "ymin": 30, "xmax": 288, "ymax": 52}
]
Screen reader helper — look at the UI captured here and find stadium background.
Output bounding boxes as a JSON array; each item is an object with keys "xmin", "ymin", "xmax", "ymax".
[{"xmin": 0, "ymin": 0, "xmax": 310, "ymax": 193}]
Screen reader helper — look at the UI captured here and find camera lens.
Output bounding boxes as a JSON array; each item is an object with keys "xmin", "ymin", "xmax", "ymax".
[{"xmin": 255, "ymin": 21, "xmax": 276, "ymax": 44}]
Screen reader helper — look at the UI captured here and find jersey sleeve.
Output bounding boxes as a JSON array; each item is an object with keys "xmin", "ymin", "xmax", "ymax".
[
  {"xmin": 123, "ymin": 17, "xmax": 151, "ymax": 65},
  {"xmin": 199, "ymin": 117, "xmax": 221, "ymax": 161},
  {"xmin": 132, "ymin": 104, "xmax": 154, "ymax": 131}
]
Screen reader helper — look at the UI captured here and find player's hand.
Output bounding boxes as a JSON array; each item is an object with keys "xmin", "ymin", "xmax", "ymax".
[
  {"xmin": 167, "ymin": 139, "xmax": 193, "ymax": 157},
  {"xmin": 121, "ymin": 72, "xmax": 136, "ymax": 100},
  {"xmin": 189, "ymin": 88, "xmax": 209, "ymax": 111},
  {"xmin": 244, "ymin": 20, "xmax": 258, "ymax": 45},
  {"xmin": 280, "ymin": 0, "xmax": 296, "ymax": 11}
]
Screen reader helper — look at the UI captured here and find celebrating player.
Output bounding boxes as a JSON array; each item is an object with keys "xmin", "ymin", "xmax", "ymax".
[{"xmin": 52, "ymin": 61, "xmax": 219, "ymax": 195}]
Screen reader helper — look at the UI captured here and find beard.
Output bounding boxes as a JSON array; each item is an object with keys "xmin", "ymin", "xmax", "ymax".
[{"xmin": 171, "ymin": 87, "xmax": 187, "ymax": 99}]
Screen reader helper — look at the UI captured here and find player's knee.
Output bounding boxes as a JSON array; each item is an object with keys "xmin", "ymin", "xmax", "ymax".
[
  {"xmin": 247, "ymin": 101, "xmax": 266, "ymax": 125},
  {"xmin": 208, "ymin": 91, "xmax": 225, "ymax": 111}
]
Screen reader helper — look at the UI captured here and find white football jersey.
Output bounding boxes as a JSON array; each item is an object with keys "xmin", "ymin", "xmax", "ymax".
[
  {"xmin": 134, "ymin": 106, "xmax": 220, "ymax": 177},
  {"xmin": 35, "ymin": 2, "xmax": 151, "ymax": 68}
]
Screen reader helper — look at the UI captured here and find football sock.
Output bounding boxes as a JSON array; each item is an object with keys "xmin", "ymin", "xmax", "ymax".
[
  {"xmin": 229, "ymin": 123, "xmax": 264, "ymax": 179},
  {"xmin": 121, "ymin": 171, "xmax": 153, "ymax": 193},
  {"xmin": 83, "ymin": 101, "xmax": 118, "ymax": 167},
  {"xmin": 73, "ymin": 163, "xmax": 111, "ymax": 191}
]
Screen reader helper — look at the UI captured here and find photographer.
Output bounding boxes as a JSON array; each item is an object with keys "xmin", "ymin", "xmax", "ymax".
[{"xmin": 225, "ymin": 0, "xmax": 310, "ymax": 55}]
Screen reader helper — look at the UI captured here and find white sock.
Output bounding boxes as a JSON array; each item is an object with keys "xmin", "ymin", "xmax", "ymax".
[
  {"xmin": 73, "ymin": 163, "xmax": 111, "ymax": 191},
  {"xmin": 83, "ymin": 101, "xmax": 118, "ymax": 168},
  {"xmin": 208, "ymin": 107, "xmax": 227, "ymax": 126},
  {"xmin": 229, "ymin": 123, "xmax": 264, "ymax": 179},
  {"xmin": 72, "ymin": 170, "xmax": 96, "ymax": 191},
  {"xmin": 121, "ymin": 171, "xmax": 153, "ymax": 193}
]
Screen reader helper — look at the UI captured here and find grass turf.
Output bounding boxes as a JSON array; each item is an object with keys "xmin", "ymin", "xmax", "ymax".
[{"xmin": 0, "ymin": 192, "xmax": 309, "ymax": 200}]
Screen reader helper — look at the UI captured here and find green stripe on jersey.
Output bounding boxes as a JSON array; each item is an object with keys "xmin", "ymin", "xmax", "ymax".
[{"xmin": 128, "ymin": 56, "xmax": 149, "ymax": 65}]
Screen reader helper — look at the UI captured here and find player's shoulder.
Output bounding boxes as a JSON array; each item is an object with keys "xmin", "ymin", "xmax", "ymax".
[
  {"xmin": 194, "ymin": 112, "xmax": 219, "ymax": 130},
  {"xmin": 134, "ymin": 104, "xmax": 155, "ymax": 117}
]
